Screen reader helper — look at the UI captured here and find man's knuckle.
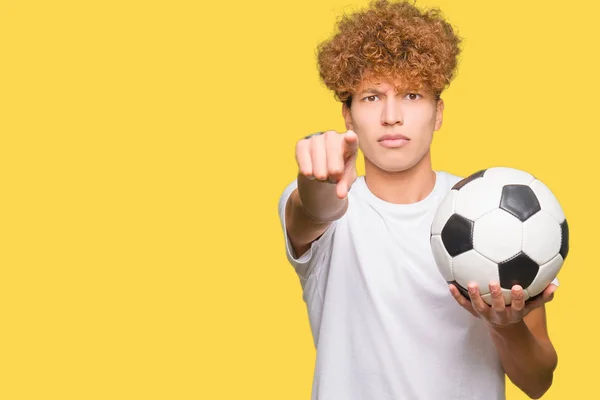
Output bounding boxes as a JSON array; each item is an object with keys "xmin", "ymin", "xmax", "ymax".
[
  {"xmin": 313, "ymin": 171, "xmax": 328, "ymax": 180},
  {"xmin": 299, "ymin": 167, "xmax": 312, "ymax": 176},
  {"xmin": 329, "ymin": 166, "xmax": 343, "ymax": 176}
]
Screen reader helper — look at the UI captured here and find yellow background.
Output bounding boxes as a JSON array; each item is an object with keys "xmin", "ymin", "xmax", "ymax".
[{"xmin": 0, "ymin": 0, "xmax": 597, "ymax": 398}]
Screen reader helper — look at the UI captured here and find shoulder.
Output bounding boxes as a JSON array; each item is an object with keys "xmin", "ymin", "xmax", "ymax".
[{"xmin": 436, "ymin": 170, "xmax": 464, "ymax": 192}]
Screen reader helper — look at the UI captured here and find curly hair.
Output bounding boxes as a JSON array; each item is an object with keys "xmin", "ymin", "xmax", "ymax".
[{"xmin": 316, "ymin": 0, "xmax": 462, "ymax": 106}]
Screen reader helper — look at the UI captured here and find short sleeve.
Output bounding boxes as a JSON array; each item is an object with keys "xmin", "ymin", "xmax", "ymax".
[{"xmin": 277, "ymin": 179, "xmax": 337, "ymax": 280}]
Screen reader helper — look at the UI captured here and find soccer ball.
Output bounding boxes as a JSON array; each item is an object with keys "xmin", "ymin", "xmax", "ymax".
[{"xmin": 430, "ymin": 167, "xmax": 569, "ymax": 305}]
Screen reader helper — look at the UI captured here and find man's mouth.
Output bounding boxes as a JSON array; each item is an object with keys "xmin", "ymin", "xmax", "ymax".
[
  {"xmin": 378, "ymin": 134, "xmax": 410, "ymax": 142},
  {"xmin": 378, "ymin": 134, "xmax": 410, "ymax": 148}
]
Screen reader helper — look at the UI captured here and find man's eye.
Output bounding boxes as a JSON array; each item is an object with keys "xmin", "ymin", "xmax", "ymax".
[
  {"xmin": 406, "ymin": 93, "xmax": 420, "ymax": 100},
  {"xmin": 364, "ymin": 95, "xmax": 379, "ymax": 102}
]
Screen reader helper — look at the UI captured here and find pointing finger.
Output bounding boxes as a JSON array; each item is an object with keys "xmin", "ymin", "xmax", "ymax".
[
  {"xmin": 336, "ymin": 165, "xmax": 356, "ymax": 199},
  {"xmin": 342, "ymin": 130, "xmax": 359, "ymax": 158}
]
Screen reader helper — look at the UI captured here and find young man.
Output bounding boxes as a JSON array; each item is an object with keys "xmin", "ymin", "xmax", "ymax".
[{"xmin": 277, "ymin": 1, "xmax": 558, "ymax": 399}]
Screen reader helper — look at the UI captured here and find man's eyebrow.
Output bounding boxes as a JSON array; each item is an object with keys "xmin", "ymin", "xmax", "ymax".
[{"xmin": 357, "ymin": 87, "xmax": 385, "ymax": 96}]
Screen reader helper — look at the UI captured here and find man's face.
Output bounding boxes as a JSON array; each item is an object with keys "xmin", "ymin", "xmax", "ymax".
[{"xmin": 342, "ymin": 76, "xmax": 444, "ymax": 174}]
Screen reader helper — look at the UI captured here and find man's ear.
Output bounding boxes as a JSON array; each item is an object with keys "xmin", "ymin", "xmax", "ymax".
[
  {"xmin": 342, "ymin": 102, "xmax": 354, "ymax": 131},
  {"xmin": 434, "ymin": 98, "xmax": 444, "ymax": 131}
]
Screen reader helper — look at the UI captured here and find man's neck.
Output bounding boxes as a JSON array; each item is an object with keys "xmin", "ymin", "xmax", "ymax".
[{"xmin": 363, "ymin": 153, "xmax": 436, "ymax": 205}]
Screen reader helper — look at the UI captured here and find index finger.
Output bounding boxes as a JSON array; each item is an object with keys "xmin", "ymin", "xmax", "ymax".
[{"xmin": 342, "ymin": 130, "xmax": 359, "ymax": 158}]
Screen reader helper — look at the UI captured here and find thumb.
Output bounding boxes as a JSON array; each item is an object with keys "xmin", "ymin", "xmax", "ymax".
[
  {"xmin": 342, "ymin": 130, "xmax": 359, "ymax": 158},
  {"xmin": 336, "ymin": 160, "xmax": 358, "ymax": 199}
]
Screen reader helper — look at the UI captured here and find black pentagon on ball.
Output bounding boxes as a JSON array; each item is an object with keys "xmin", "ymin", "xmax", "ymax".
[
  {"xmin": 560, "ymin": 219, "xmax": 569, "ymax": 259},
  {"xmin": 441, "ymin": 214, "xmax": 474, "ymax": 257},
  {"xmin": 499, "ymin": 184, "xmax": 541, "ymax": 222},
  {"xmin": 498, "ymin": 252, "xmax": 539, "ymax": 289},
  {"xmin": 451, "ymin": 169, "xmax": 487, "ymax": 191}
]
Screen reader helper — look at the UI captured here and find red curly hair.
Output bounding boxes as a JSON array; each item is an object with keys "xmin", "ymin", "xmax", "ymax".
[{"xmin": 317, "ymin": 0, "xmax": 462, "ymax": 106}]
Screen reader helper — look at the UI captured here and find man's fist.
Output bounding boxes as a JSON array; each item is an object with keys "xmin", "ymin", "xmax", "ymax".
[{"xmin": 295, "ymin": 130, "xmax": 359, "ymax": 199}]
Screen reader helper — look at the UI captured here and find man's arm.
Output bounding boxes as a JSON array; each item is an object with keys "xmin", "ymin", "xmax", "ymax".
[
  {"xmin": 489, "ymin": 306, "xmax": 558, "ymax": 399},
  {"xmin": 449, "ymin": 282, "xmax": 559, "ymax": 399},
  {"xmin": 286, "ymin": 130, "xmax": 359, "ymax": 257},
  {"xmin": 285, "ymin": 177, "xmax": 347, "ymax": 257}
]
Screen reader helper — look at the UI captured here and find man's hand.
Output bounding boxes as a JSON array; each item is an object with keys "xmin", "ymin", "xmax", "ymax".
[
  {"xmin": 287, "ymin": 130, "xmax": 359, "ymax": 252},
  {"xmin": 295, "ymin": 130, "xmax": 359, "ymax": 199},
  {"xmin": 449, "ymin": 281, "xmax": 557, "ymax": 327}
]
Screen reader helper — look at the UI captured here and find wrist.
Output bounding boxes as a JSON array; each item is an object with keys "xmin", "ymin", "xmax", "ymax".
[
  {"xmin": 296, "ymin": 174, "xmax": 348, "ymax": 222},
  {"xmin": 487, "ymin": 319, "xmax": 528, "ymax": 339}
]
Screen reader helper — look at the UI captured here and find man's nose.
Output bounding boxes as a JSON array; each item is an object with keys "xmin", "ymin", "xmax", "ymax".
[{"xmin": 381, "ymin": 98, "xmax": 403, "ymax": 126}]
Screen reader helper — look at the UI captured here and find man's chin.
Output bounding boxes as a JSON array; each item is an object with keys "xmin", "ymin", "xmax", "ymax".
[
  {"xmin": 370, "ymin": 161, "xmax": 414, "ymax": 174},
  {"xmin": 365, "ymin": 155, "xmax": 427, "ymax": 175}
]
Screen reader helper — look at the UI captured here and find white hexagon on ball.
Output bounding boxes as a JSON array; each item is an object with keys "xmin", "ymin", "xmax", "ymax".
[
  {"xmin": 452, "ymin": 250, "xmax": 499, "ymax": 297},
  {"xmin": 473, "ymin": 209, "xmax": 523, "ymax": 263},
  {"xmin": 525, "ymin": 253, "xmax": 563, "ymax": 299},
  {"xmin": 454, "ymin": 178, "xmax": 504, "ymax": 221},
  {"xmin": 522, "ymin": 210, "xmax": 562, "ymax": 265},
  {"xmin": 529, "ymin": 179, "xmax": 566, "ymax": 223},
  {"xmin": 482, "ymin": 167, "xmax": 535, "ymax": 186}
]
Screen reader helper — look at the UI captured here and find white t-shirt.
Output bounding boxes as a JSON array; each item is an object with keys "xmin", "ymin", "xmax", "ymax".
[{"xmin": 277, "ymin": 171, "xmax": 507, "ymax": 400}]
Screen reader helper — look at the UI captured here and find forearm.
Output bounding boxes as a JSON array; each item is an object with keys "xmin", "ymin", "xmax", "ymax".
[
  {"xmin": 285, "ymin": 174, "xmax": 348, "ymax": 256},
  {"xmin": 296, "ymin": 173, "xmax": 348, "ymax": 221},
  {"xmin": 489, "ymin": 321, "xmax": 558, "ymax": 399}
]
